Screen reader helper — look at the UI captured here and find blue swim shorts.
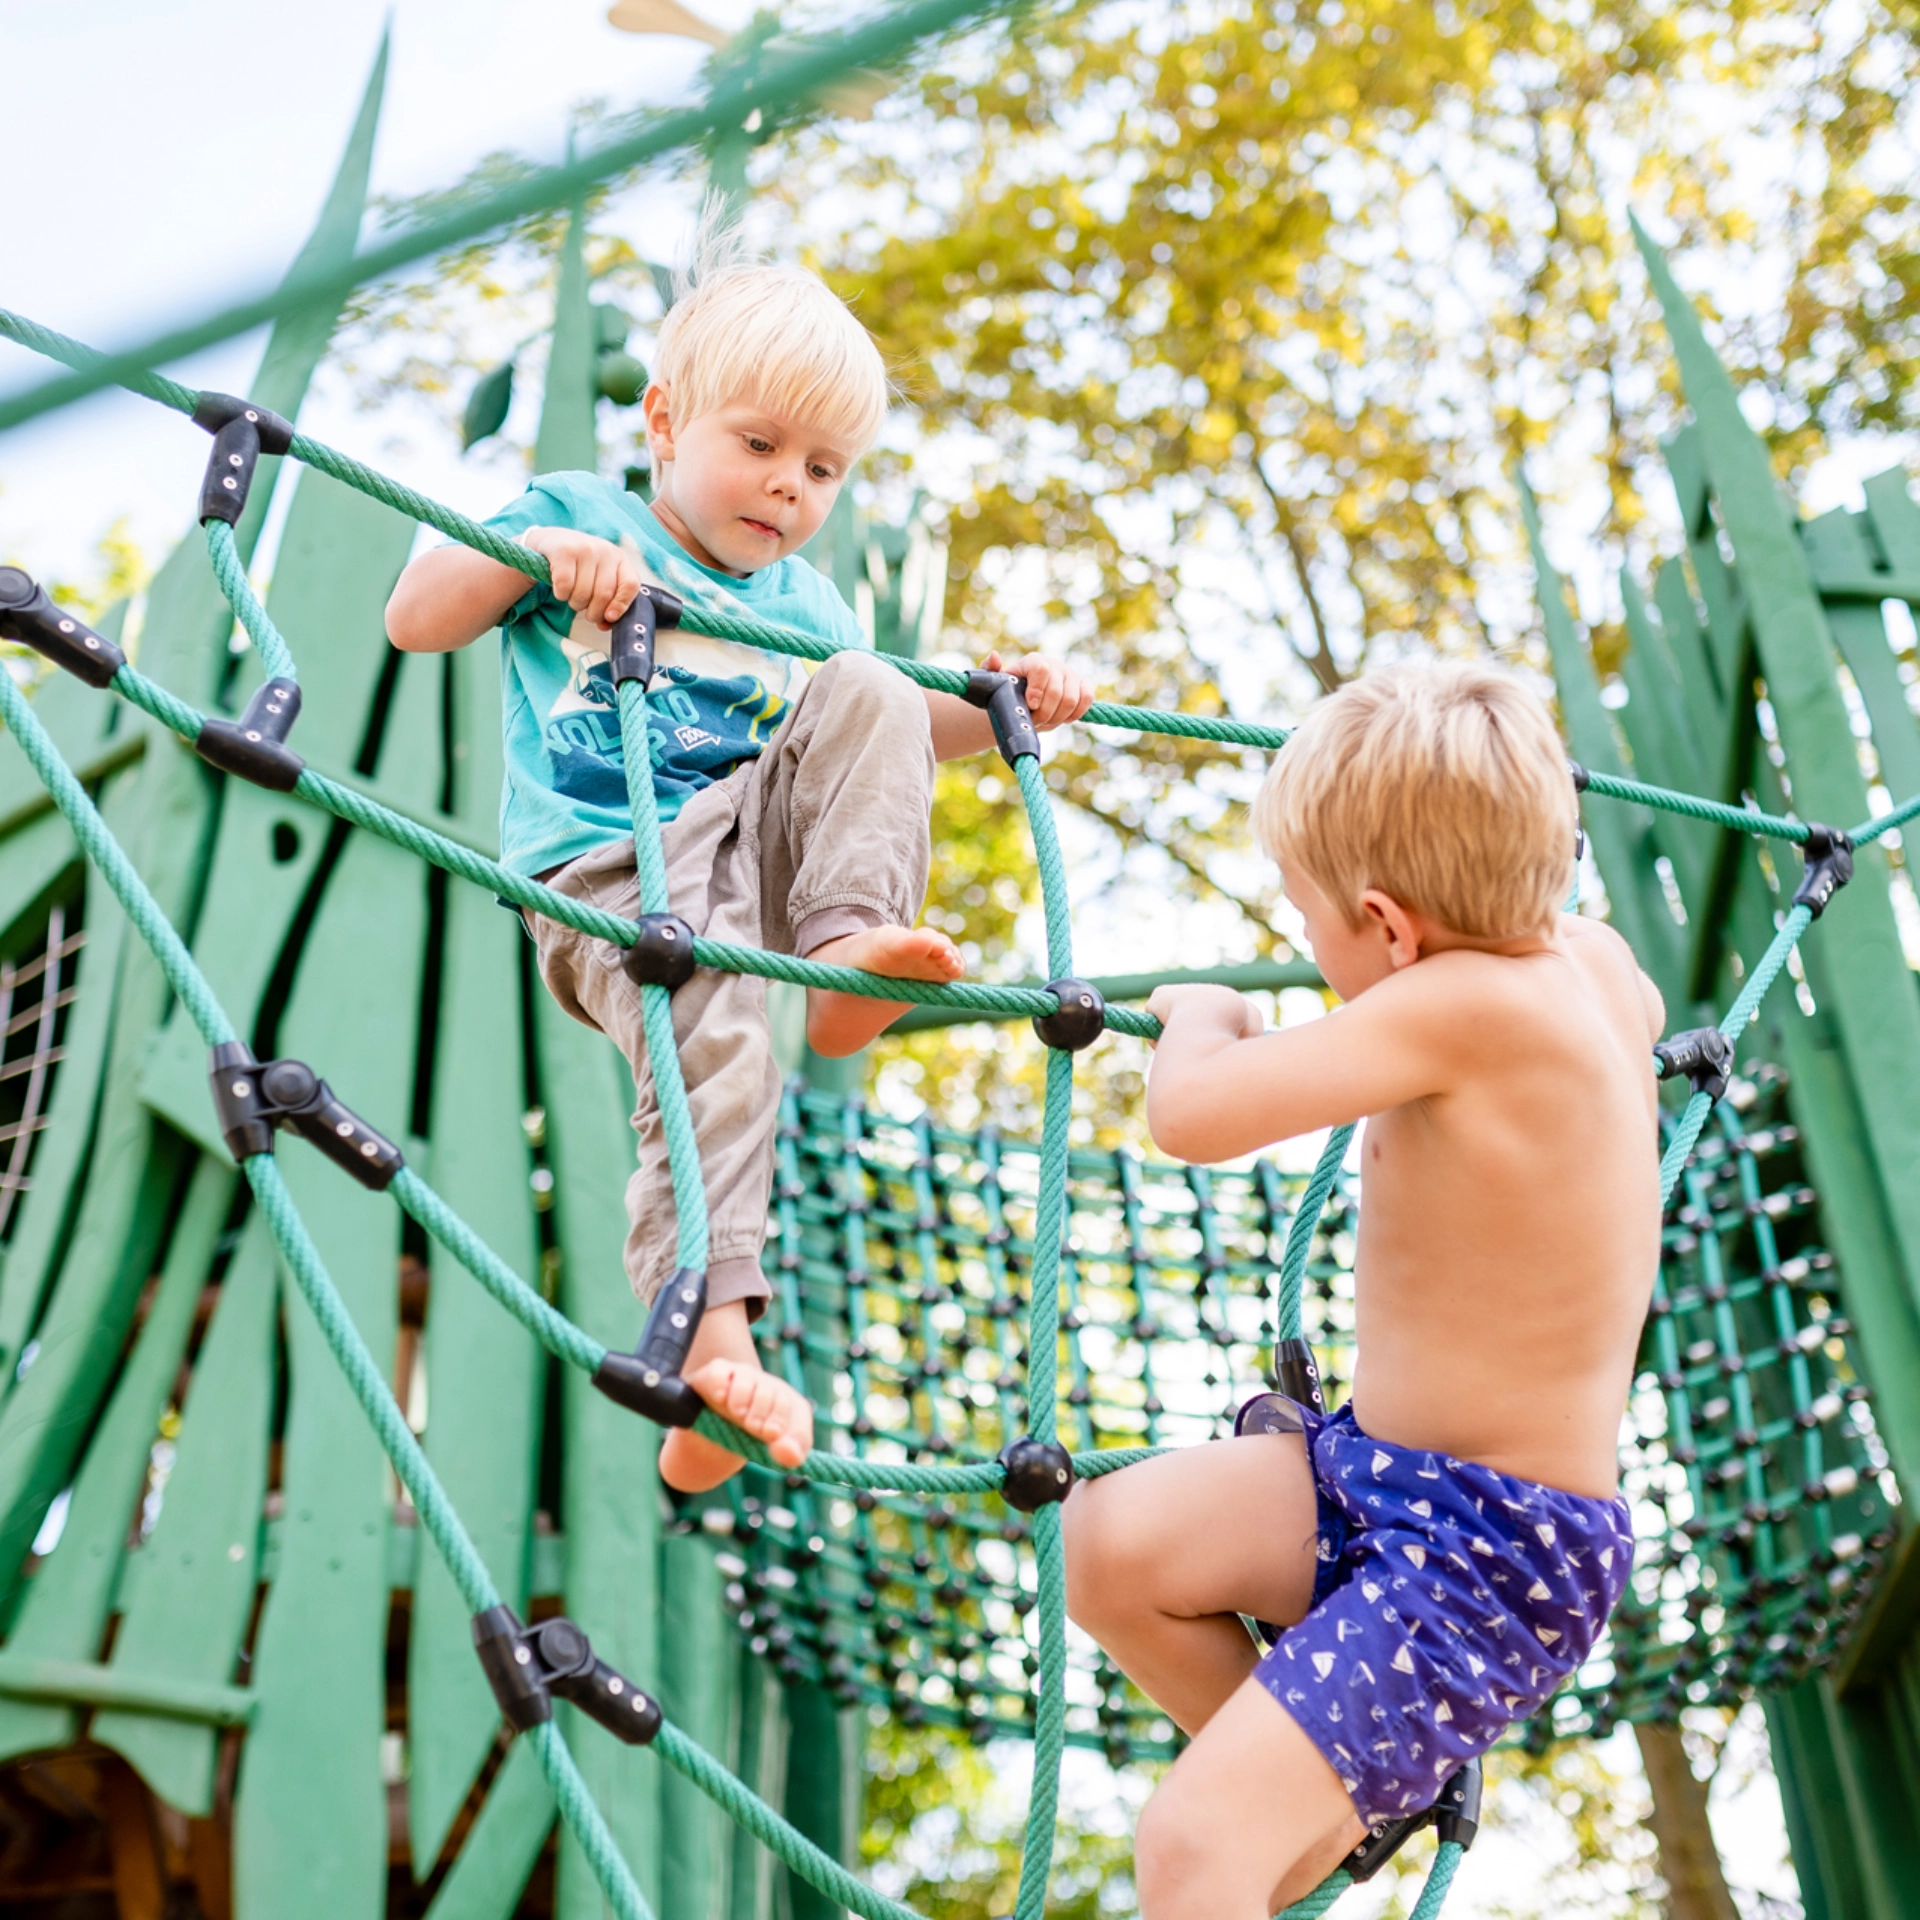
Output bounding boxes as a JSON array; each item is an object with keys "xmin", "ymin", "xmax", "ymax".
[{"xmin": 1251, "ymin": 1400, "xmax": 1633, "ymax": 1824}]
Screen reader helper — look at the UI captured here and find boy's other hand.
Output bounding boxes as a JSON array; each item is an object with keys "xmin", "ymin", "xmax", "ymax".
[
  {"xmin": 1147, "ymin": 983, "xmax": 1264, "ymax": 1042},
  {"xmin": 984, "ymin": 650, "xmax": 1095, "ymax": 731},
  {"xmin": 518, "ymin": 526, "xmax": 661, "ymax": 630}
]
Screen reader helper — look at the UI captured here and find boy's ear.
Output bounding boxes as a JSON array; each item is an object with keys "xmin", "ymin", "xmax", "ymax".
[
  {"xmin": 640, "ymin": 381, "xmax": 676, "ymax": 459},
  {"xmin": 1360, "ymin": 889, "xmax": 1424, "ymax": 969}
]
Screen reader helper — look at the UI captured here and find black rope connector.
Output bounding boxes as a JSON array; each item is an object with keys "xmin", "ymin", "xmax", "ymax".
[
  {"xmin": 1271, "ymin": 1336, "xmax": 1326, "ymax": 1414},
  {"xmin": 1345, "ymin": 1760, "xmax": 1482, "ymax": 1881},
  {"xmin": 607, "ymin": 584, "xmax": 686, "ymax": 687},
  {"xmin": 621, "ymin": 913, "xmax": 698, "ymax": 991},
  {"xmin": 0, "ymin": 567, "xmax": 127, "ymax": 688},
  {"xmin": 963, "ymin": 669, "xmax": 1042, "ymax": 767},
  {"xmin": 472, "ymin": 1606, "xmax": 661, "ymax": 1745},
  {"xmin": 1569, "ymin": 761, "xmax": 1591, "ymax": 792},
  {"xmin": 592, "ymin": 1266, "xmax": 708, "ymax": 1428},
  {"xmin": 1033, "ymin": 977, "xmax": 1104, "ymax": 1051},
  {"xmin": 1653, "ymin": 1026, "xmax": 1734, "ymax": 1105},
  {"xmin": 195, "ymin": 678, "xmax": 303, "ymax": 791},
  {"xmin": 207, "ymin": 1041, "xmax": 405, "ymax": 1189},
  {"xmin": 192, "ymin": 392, "xmax": 294, "ymax": 527},
  {"xmin": 1791, "ymin": 824, "xmax": 1854, "ymax": 920},
  {"xmin": 997, "ymin": 1435, "xmax": 1073, "ymax": 1511}
]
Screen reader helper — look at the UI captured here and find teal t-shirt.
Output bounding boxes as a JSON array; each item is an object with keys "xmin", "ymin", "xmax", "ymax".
[{"xmin": 483, "ymin": 472, "xmax": 865, "ymax": 877}]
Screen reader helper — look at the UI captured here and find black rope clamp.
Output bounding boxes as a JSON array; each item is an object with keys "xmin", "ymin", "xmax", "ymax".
[
  {"xmin": 621, "ymin": 913, "xmax": 698, "ymax": 991},
  {"xmin": 1033, "ymin": 977, "xmax": 1104, "ymax": 1051},
  {"xmin": 963, "ymin": 669, "xmax": 1041, "ymax": 767},
  {"xmin": 1345, "ymin": 1759, "xmax": 1482, "ymax": 1882},
  {"xmin": 0, "ymin": 567, "xmax": 127, "ymax": 689},
  {"xmin": 193, "ymin": 392, "xmax": 294, "ymax": 527},
  {"xmin": 997, "ymin": 1435, "xmax": 1073, "ymax": 1511},
  {"xmin": 1270, "ymin": 1336, "xmax": 1326, "ymax": 1414},
  {"xmin": 1569, "ymin": 761, "xmax": 1591, "ymax": 792},
  {"xmin": 607, "ymin": 585, "xmax": 686, "ymax": 687},
  {"xmin": 592, "ymin": 1266, "xmax": 708, "ymax": 1428},
  {"xmin": 1792, "ymin": 824, "xmax": 1854, "ymax": 920},
  {"xmin": 207, "ymin": 1041, "xmax": 405, "ymax": 1190},
  {"xmin": 195, "ymin": 678, "xmax": 303, "ymax": 791},
  {"xmin": 1654, "ymin": 1026, "xmax": 1734, "ymax": 1105},
  {"xmin": 472, "ymin": 1606, "xmax": 661, "ymax": 1745}
]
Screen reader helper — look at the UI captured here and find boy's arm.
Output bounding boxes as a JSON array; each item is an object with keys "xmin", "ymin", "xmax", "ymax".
[
  {"xmin": 386, "ymin": 527, "xmax": 657, "ymax": 654},
  {"xmin": 924, "ymin": 650, "xmax": 1094, "ymax": 760},
  {"xmin": 1145, "ymin": 965, "xmax": 1484, "ymax": 1163}
]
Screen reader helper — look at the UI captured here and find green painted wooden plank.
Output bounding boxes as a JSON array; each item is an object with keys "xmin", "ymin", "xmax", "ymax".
[
  {"xmin": 0, "ymin": 1655, "xmax": 252, "ymax": 1726},
  {"xmin": 139, "ymin": 468, "xmax": 421, "ymax": 1151},
  {"xmin": 0, "ymin": 1158, "xmax": 231, "ymax": 1762},
  {"xmin": 1650, "ymin": 555, "xmax": 1730, "ymax": 761},
  {"xmin": 728, "ymin": 1644, "xmax": 785, "ymax": 1920},
  {"xmin": 1516, "ymin": 478, "xmax": 1684, "ymax": 998},
  {"xmin": 408, "ymin": 875, "xmax": 543, "ymax": 1870},
  {"xmin": 660, "ymin": 1533, "xmax": 734, "ymax": 1920},
  {"xmin": 1767, "ymin": 1689, "xmax": 1861, "ymax": 1920},
  {"xmin": 535, "ymin": 206, "xmax": 599, "ymax": 476},
  {"xmin": 230, "ymin": 837, "xmax": 426, "ymax": 1920},
  {"xmin": 0, "ymin": 808, "xmax": 80, "ymax": 951},
  {"xmin": 1813, "ymin": 1678, "xmax": 1920, "ymax": 1919},
  {"xmin": 1801, "ymin": 505, "xmax": 1920, "ymax": 806},
  {"xmin": 420, "ymin": 1738, "xmax": 556, "ymax": 1920},
  {"xmin": 536, "ymin": 993, "xmax": 664, "ymax": 1920},
  {"xmin": 781, "ymin": 1681, "xmax": 860, "ymax": 1920},
  {"xmin": 1863, "ymin": 468, "xmax": 1920, "ymax": 576},
  {"xmin": 94, "ymin": 1203, "xmax": 279, "ymax": 1815}
]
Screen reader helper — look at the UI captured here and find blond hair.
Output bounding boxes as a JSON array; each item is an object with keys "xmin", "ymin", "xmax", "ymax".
[
  {"xmin": 653, "ymin": 205, "xmax": 890, "ymax": 451},
  {"xmin": 1253, "ymin": 663, "xmax": 1574, "ymax": 938}
]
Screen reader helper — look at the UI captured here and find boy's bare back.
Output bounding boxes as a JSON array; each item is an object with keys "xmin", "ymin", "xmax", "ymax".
[{"xmin": 1349, "ymin": 913, "xmax": 1662, "ymax": 1497}]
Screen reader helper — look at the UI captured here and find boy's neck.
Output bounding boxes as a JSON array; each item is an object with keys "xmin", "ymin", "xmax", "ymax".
[{"xmin": 647, "ymin": 493, "xmax": 754, "ymax": 581}]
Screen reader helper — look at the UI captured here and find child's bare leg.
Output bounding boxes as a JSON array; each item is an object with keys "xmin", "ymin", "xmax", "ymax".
[
  {"xmin": 1135, "ymin": 1679, "xmax": 1365, "ymax": 1920},
  {"xmin": 804, "ymin": 925, "xmax": 963, "ymax": 1057},
  {"xmin": 659, "ymin": 1300, "xmax": 814, "ymax": 1492},
  {"xmin": 1062, "ymin": 1433, "xmax": 1321, "ymax": 1733}
]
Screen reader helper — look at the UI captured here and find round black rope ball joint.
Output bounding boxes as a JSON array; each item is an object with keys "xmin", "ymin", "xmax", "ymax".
[
  {"xmin": 621, "ymin": 912, "xmax": 698, "ymax": 991},
  {"xmin": 997, "ymin": 1435, "xmax": 1074, "ymax": 1512},
  {"xmin": 1032, "ymin": 977, "xmax": 1105, "ymax": 1052}
]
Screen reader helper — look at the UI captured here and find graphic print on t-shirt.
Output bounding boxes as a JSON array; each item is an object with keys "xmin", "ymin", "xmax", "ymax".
[{"xmin": 543, "ymin": 630, "xmax": 626, "ymax": 812}]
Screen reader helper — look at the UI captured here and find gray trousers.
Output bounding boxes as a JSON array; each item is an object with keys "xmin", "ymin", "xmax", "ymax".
[{"xmin": 527, "ymin": 650, "xmax": 935, "ymax": 1316}]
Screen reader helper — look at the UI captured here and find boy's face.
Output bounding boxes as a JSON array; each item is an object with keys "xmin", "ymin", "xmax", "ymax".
[{"xmin": 644, "ymin": 388, "xmax": 858, "ymax": 577}]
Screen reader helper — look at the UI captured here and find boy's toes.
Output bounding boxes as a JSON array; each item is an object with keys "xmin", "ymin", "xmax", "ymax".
[{"xmin": 686, "ymin": 1359, "xmax": 814, "ymax": 1463}]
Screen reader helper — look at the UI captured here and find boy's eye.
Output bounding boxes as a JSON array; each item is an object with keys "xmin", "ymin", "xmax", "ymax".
[
  {"xmin": 809, "ymin": 463, "xmax": 838, "ymax": 482},
  {"xmin": 745, "ymin": 436, "xmax": 775, "ymax": 453}
]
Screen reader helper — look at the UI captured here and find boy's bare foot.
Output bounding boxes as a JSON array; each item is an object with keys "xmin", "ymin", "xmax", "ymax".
[
  {"xmin": 658, "ymin": 1357, "xmax": 816, "ymax": 1492},
  {"xmin": 805, "ymin": 925, "xmax": 963, "ymax": 1057}
]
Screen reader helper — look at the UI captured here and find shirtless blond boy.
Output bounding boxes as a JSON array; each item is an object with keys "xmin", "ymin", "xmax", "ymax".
[
  {"xmin": 1063, "ymin": 664, "xmax": 1662, "ymax": 1915},
  {"xmin": 387, "ymin": 234, "xmax": 1090, "ymax": 1490}
]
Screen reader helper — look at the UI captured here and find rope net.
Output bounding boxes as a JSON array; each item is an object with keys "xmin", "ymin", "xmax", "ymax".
[{"xmin": 0, "ymin": 327, "xmax": 1903, "ymax": 1918}]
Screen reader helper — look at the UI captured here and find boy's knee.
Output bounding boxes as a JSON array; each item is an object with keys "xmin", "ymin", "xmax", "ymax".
[
  {"xmin": 1134, "ymin": 1782, "xmax": 1213, "ymax": 1920},
  {"xmin": 1061, "ymin": 1482, "xmax": 1137, "ymax": 1629},
  {"xmin": 816, "ymin": 647, "xmax": 924, "ymax": 726}
]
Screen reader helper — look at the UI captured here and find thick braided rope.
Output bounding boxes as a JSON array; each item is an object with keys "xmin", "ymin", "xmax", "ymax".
[
  {"xmin": 1657, "ymin": 903, "xmax": 1813, "ymax": 1205},
  {"xmin": 202, "ymin": 522, "xmax": 297, "ymax": 683},
  {"xmin": 1275, "ymin": 1124, "xmax": 1356, "ymax": 1346},
  {"xmin": 616, "ymin": 676, "xmax": 711, "ymax": 1269},
  {"xmin": 1276, "ymin": 1870, "xmax": 1355, "ymax": 1919},
  {"xmin": 390, "ymin": 1165, "xmax": 607, "ymax": 1374},
  {"xmin": 1409, "ymin": 1841, "xmax": 1464, "ymax": 1917}
]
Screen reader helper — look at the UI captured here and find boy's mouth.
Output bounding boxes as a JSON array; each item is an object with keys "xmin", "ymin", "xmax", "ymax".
[{"xmin": 740, "ymin": 517, "xmax": 783, "ymax": 542}]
